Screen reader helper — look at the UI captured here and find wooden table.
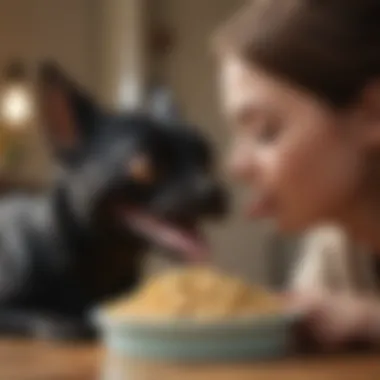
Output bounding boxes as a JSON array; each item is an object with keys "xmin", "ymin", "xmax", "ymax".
[
  {"xmin": 0, "ymin": 340, "xmax": 100, "ymax": 380},
  {"xmin": 1, "ymin": 340, "xmax": 380, "ymax": 380}
]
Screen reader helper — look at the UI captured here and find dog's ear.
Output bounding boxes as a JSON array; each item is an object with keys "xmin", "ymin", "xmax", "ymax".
[
  {"xmin": 146, "ymin": 84, "xmax": 181, "ymax": 123},
  {"xmin": 37, "ymin": 61, "xmax": 101, "ymax": 160}
]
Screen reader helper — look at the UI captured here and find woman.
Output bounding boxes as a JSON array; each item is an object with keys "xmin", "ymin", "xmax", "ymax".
[{"xmin": 214, "ymin": 0, "xmax": 380, "ymax": 348}]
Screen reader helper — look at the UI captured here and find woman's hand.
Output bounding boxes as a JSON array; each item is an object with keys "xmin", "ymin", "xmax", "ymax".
[{"xmin": 289, "ymin": 291, "xmax": 378, "ymax": 349}]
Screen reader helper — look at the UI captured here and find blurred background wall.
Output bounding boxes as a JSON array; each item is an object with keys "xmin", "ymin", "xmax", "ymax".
[
  {"xmin": 0, "ymin": 0, "xmax": 297, "ymax": 286},
  {"xmin": 145, "ymin": 0, "xmax": 279, "ymax": 284}
]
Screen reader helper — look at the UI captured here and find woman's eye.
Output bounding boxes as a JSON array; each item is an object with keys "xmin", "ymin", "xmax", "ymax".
[{"xmin": 255, "ymin": 120, "xmax": 282, "ymax": 144}]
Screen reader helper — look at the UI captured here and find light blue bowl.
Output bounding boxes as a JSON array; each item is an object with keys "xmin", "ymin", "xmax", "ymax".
[{"xmin": 93, "ymin": 310, "xmax": 300, "ymax": 362}]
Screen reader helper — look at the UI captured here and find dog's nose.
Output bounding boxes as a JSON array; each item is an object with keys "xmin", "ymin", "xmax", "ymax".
[
  {"xmin": 196, "ymin": 180, "xmax": 228, "ymax": 217},
  {"xmin": 155, "ymin": 179, "xmax": 229, "ymax": 221},
  {"xmin": 206, "ymin": 185, "xmax": 229, "ymax": 217}
]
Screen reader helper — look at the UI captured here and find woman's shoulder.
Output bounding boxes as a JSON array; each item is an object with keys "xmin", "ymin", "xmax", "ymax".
[
  {"xmin": 290, "ymin": 225, "xmax": 358, "ymax": 292},
  {"xmin": 301, "ymin": 224, "xmax": 349, "ymax": 252}
]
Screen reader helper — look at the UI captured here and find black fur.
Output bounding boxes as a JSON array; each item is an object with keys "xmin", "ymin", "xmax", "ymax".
[{"xmin": 0, "ymin": 63, "xmax": 227, "ymax": 340}]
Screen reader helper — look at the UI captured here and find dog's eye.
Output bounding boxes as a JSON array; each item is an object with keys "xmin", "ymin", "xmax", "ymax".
[{"xmin": 128, "ymin": 154, "xmax": 155, "ymax": 184}]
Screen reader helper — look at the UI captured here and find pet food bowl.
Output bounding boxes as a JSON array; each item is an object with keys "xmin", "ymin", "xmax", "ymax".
[{"xmin": 93, "ymin": 308, "xmax": 300, "ymax": 363}]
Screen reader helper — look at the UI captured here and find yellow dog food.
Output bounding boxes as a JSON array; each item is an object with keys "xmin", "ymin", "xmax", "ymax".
[{"xmin": 107, "ymin": 267, "xmax": 281, "ymax": 320}]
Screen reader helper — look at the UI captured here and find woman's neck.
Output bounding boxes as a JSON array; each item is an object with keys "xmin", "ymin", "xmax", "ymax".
[{"xmin": 340, "ymin": 192, "xmax": 380, "ymax": 254}]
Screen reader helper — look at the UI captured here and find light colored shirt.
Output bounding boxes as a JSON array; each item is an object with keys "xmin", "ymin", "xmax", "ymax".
[{"xmin": 289, "ymin": 225, "xmax": 379, "ymax": 295}]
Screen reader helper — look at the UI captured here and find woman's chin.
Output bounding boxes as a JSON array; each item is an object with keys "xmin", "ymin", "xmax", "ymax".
[{"xmin": 277, "ymin": 215, "xmax": 321, "ymax": 234}]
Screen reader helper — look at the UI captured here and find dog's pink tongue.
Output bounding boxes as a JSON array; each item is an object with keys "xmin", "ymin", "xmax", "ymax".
[{"xmin": 123, "ymin": 210, "xmax": 209, "ymax": 262}]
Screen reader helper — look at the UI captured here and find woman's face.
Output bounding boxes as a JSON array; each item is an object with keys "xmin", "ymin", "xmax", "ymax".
[{"xmin": 220, "ymin": 56, "xmax": 365, "ymax": 232}]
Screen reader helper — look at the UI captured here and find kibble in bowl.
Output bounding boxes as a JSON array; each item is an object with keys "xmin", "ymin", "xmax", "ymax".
[
  {"xmin": 106, "ymin": 267, "xmax": 282, "ymax": 321},
  {"xmin": 95, "ymin": 267, "xmax": 299, "ymax": 362}
]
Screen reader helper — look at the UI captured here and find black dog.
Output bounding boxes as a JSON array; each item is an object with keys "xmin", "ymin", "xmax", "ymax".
[{"xmin": 0, "ymin": 63, "xmax": 226, "ymax": 340}]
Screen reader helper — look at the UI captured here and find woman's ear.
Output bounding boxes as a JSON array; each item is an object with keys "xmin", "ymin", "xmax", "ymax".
[
  {"xmin": 357, "ymin": 80, "xmax": 380, "ymax": 148},
  {"xmin": 37, "ymin": 61, "xmax": 101, "ymax": 159}
]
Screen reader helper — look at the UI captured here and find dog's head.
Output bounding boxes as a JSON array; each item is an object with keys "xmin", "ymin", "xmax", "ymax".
[{"xmin": 38, "ymin": 63, "xmax": 227, "ymax": 261}]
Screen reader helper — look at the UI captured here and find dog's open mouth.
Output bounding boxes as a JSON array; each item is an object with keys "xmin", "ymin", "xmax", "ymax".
[{"xmin": 123, "ymin": 209, "xmax": 209, "ymax": 262}]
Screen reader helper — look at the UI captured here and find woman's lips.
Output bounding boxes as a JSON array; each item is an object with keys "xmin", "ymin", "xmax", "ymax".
[{"xmin": 246, "ymin": 195, "xmax": 276, "ymax": 219}]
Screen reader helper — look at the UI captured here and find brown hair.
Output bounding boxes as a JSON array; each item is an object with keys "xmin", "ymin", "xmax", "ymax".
[{"xmin": 214, "ymin": 0, "xmax": 380, "ymax": 108}]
